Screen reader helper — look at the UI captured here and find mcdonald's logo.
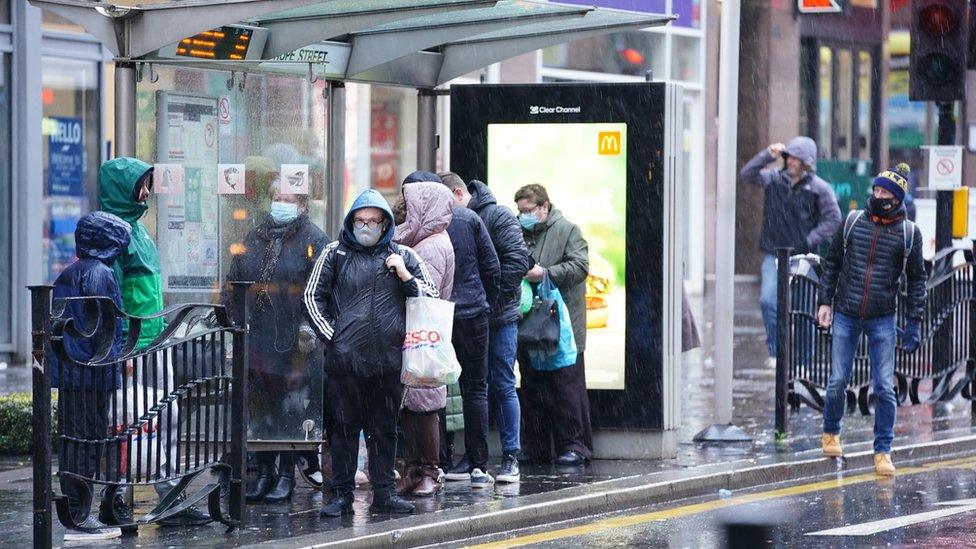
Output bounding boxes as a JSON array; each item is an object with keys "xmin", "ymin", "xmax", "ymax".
[{"xmin": 598, "ymin": 131, "xmax": 622, "ymax": 155}]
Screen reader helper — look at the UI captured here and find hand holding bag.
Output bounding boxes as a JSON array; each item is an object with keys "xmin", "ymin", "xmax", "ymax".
[
  {"xmin": 527, "ymin": 281, "xmax": 578, "ymax": 371},
  {"xmin": 401, "ymin": 297, "xmax": 462, "ymax": 387},
  {"xmin": 517, "ymin": 274, "xmax": 561, "ymax": 353}
]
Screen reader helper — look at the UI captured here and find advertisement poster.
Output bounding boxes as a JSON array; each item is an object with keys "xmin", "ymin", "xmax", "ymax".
[
  {"xmin": 47, "ymin": 116, "xmax": 86, "ymax": 197},
  {"xmin": 156, "ymin": 92, "xmax": 220, "ymax": 291},
  {"xmin": 488, "ymin": 123, "xmax": 628, "ymax": 390},
  {"xmin": 370, "ymin": 100, "xmax": 400, "ymax": 190}
]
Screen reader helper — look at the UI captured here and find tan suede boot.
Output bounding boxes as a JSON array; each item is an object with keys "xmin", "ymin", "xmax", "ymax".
[
  {"xmin": 822, "ymin": 433, "xmax": 843, "ymax": 457},
  {"xmin": 874, "ymin": 453, "xmax": 895, "ymax": 476}
]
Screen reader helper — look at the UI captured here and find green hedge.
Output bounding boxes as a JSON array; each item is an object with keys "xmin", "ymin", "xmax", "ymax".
[{"xmin": 0, "ymin": 391, "xmax": 58, "ymax": 455}]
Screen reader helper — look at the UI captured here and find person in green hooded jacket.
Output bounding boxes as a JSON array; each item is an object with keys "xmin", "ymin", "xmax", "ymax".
[{"xmin": 98, "ymin": 157, "xmax": 211, "ymax": 526}]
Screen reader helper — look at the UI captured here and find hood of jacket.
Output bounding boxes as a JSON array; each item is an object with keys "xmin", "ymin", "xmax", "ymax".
[
  {"xmin": 75, "ymin": 211, "xmax": 132, "ymax": 264},
  {"xmin": 784, "ymin": 136, "xmax": 818, "ymax": 172},
  {"xmin": 341, "ymin": 189, "xmax": 396, "ymax": 250},
  {"xmin": 466, "ymin": 179, "xmax": 498, "ymax": 212},
  {"xmin": 98, "ymin": 157, "xmax": 153, "ymax": 224},
  {"xmin": 395, "ymin": 182, "xmax": 453, "ymax": 247}
]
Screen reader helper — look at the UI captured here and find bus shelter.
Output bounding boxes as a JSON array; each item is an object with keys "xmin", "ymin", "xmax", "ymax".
[{"xmin": 28, "ymin": 0, "xmax": 672, "ymax": 452}]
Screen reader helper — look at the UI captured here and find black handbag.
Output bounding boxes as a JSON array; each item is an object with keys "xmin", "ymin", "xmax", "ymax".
[{"xmin": 517, "ymin": 275, "xmax": 560, "ymax": 353}]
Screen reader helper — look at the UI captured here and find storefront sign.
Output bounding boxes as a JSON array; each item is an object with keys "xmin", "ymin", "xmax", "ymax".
[
  {"xmin": 798, "ymin": 0, "xmax": 842, "ymax": 13},
  {"xmin": 47, "ymin": 116, "xmax": 85, "ymax": 197},
  {"xmin": 924, "ymin": 145, "xmax": 963, "ymax": 190}
]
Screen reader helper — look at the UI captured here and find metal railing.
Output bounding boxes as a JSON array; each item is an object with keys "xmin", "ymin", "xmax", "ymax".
[
  {"xmin": 30, "ymin": 283, "xmax": 251, "ymax": 548},
  {"xmin": 774, "ymin": 244, "xmax": 976, "ymax": 438}
]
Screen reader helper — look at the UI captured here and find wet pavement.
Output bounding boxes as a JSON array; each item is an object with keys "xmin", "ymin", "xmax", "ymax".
[
  {"xmin": 452, "ymin": 453, "xmax": 976, "ymax": 548},
  {"xmin": 4, "ymin": 283, "xmax": 975, "ymax": 546}
]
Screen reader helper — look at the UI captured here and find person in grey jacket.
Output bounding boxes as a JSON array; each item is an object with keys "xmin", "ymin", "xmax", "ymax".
[
  {"xmin": 515, "ymin": 184, "xmax": 592, "ymax": 467},
  {"xmin": 740, "ymin": 136, "xmax": 841, "ymax": 365}
]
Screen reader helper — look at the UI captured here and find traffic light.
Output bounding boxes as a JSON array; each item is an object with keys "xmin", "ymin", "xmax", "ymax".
[{"xmin": 909, "ymin": 0, "xmax": 969, "ymax": 101}]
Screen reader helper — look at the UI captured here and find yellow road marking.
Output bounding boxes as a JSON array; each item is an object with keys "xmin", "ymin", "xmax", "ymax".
[{"xmin": 467, "ymin": 456, "xmax": 976, "ymax": 549}]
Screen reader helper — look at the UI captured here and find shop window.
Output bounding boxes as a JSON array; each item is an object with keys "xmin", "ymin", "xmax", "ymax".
[
  {"xmin": 671, "ymin": 35, "xmax": 700, "ymax": 83},
  {"xmin": 41, "ymin": 57, "xmax": 100, "ymax": 284},
  {"xmin": 0, "ymin": 55, "xmax": 10, "ymax": 346},
  {"xmin": 836, "ymin": 50, "xmax": 853, "ymax": 159},
  {"xmin": 0, "ymin": 1, "xmax": 9, "ymax": 25},
  {"xmin": 818, "ymin": 47, "xmax": 833, "ymax": 159},
  {"xmin": 543, "ymin": 31, "xmax": 666, "ymax": 78},
  {"xmin": 857, "ymin": 51, "xmax": 873, "ymax": 161}
]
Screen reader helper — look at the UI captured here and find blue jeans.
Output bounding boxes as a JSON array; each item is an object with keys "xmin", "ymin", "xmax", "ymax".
[
  {"xmin": 760, "ymin": 254, "xmax": 778, "ymax": 357},
  {"xmin": 822, "ymin": 312, "xmax": 897, "ymax": 453},
  {"xmin": 487, "ymin": 321, "xmax": 521, "ymax": 454}
]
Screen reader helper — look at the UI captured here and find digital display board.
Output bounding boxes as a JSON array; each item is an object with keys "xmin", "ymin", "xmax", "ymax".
[
  {"xmin": 487, "ymin": 123, "xmax": 628, "ymax": 390},
  {"xmin": 175, "ymin": 27, "xmax": 253, "ymax": 60}
]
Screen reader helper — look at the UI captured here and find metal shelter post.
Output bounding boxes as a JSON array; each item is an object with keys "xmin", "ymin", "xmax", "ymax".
[
  {"xmin": 115, "ymin": 62, "xmax": 137, "ymax": 158},
  {"xmin": 774, "ymin": 247, "xmax": 793, "ymax": 439},
  {"xmin": 326, "ymin": 81, "xmax": 346, "ymax": 239},
  {"xmin": 29, "ymin": 286, "xmax": 53, "ymax": 549},
  {"xmin": 229, "ymin": 282, "xmax": 251, "ymax": 526},
  {"xmin": 417, "ymin": 88, "xmax": 438, "ymax": 172},
  {"xmin": 694, "ymin": 0, "xmax": 750, "ymax": 443}
]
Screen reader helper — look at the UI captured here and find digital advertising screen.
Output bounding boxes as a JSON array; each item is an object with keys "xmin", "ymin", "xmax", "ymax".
[{"xmin": 487, "ymin": 123, "xmax": 627, "ymax": 390}]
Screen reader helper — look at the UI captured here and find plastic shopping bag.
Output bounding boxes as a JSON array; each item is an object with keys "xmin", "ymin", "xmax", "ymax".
[
  {"xmin": 527, "ymin": 282, "xmax": 578, "ymax": 371},
  {"xmin": 110, "ymin": 381, "xmax": 177, "ymax": 474},
  {"xmin": 401, "ymin": 297, "xmax": 462, "ymax": 387}
]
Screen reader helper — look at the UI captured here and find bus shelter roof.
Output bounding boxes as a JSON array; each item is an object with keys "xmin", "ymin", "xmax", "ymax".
[{"xmin": 28, "ymin": 0, "xmax": 673, "ymax": 87}]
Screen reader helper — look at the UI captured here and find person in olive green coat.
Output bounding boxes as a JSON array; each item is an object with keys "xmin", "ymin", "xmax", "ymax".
[
  {"xmin": 98, "ymin": 157, "xmax": 211, "ymax": 526},
  {"xmin": 515, "ymin": 184, "xmax": 593, "ymax": 467}
]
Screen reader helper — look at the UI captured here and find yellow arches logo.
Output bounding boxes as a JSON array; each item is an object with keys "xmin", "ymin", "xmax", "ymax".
[{"xmin": 598, "ymin": 132, "xmax": 622, "ymax": 155}]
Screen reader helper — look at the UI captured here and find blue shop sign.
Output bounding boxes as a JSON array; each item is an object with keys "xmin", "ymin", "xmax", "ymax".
[{"xmin": 47, "ymin": 117, "xmax": 86, "ymax": 197}]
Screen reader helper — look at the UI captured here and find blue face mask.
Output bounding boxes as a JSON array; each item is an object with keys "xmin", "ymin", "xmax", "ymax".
[
  {"xmin": 519, "ymin": 211, "xmax": 539, "ymax": 230},
  {"xmin": 269, "ymin": 201, "xmax": 299, "ymax": 223}
]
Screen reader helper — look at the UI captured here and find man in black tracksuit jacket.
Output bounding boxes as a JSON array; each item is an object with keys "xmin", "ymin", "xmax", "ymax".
[
  {"xmin": 441, "ymin": 174, "xmax": 531, "ymax": 483},
  {"xmin": 304, "ymin": 189, "xmax": 439, "ymax": 516},
  {"xmin": 816, "ymin": 164, "xmax": 926, "ymax": 476}
]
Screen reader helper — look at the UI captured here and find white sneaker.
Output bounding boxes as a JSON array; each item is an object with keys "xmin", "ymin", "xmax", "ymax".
[
  {"xmin": 63, "ymin": 518, "xmax": 122, "ymax": 543},
  {"xmin": 470, "ymin": 468, "xmax": 494, "ymax": 488}
]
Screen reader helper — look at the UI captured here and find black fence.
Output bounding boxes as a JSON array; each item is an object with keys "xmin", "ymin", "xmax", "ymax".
[
  {"xmin": 774, "ymin": 244, "xmax": 976, "ymax": 437},
  {"xmin": 29, "ymin": 283, "xmax": 251, "ymax": 548}
]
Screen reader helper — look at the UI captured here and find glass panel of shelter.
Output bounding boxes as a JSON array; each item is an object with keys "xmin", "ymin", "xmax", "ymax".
[{"xmin": 136, "ymin": 65, "xmax": 329, "ymax": 442}]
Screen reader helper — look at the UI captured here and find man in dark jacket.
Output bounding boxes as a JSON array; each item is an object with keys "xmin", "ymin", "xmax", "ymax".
[
  {"xmin": 51, "ymin": 211, "xmax": 130, "ymax": 541},
  {"xmin": 515, "ymin": 184, "xmax": 592, "ymax": 466},
  {"xmin": 440, "ymin": 173, "xmax": 530, "ymax": 483},
  {"xmin": 740, "ymin": 137, "xmax": 841, "ymax": 365},
  {"xmin": 403, "ymin": 171, "xmax": 501, "ymax": 487},
  {"xmin": 817, "ymin": 164, "xmax": 925, "ymax": 476},
  {"xmin": 304, "ymin": 189, "xmax": 438, "ymax": 516}
]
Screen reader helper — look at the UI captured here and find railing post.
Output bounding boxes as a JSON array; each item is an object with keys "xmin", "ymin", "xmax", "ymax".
[
  {"xmin": 229, "ymin": 282, "xmax": 251, "ymax": 525},
  {"xmin": 775, "ymin": 248, "xmax": 793, "ymax": 440},
  {"xmin": 970, "ymin": 244, "xmax": 976, "ymax": 426},
  {"xmin": 29, "ymin": 286, "xmax": 53, "ymax": 549}
]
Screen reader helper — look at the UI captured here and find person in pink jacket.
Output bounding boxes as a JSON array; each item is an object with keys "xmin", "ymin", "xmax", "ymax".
[{"xmin": 395, "ymin": 176, "xmax": 456, "ymax": 497}]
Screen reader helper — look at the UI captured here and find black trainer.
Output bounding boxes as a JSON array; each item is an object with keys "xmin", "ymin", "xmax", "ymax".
[
  {"xmin": 496, "ymin": 453, "xmax": 521, "ymax": 483},
  {"xmin": 444, "ymin": 455, "xmax": 473, "ymax": 481},
  {"xmin": 98, "ymin": 494, "xmax": 136, "ymax": 534},
  {"xmin": 158, "ymin": 500, "xmax": 212, "ymax": 527},
  {"xmin": 320, "ymin": 492, "xmax": 355, "ymax": 518},
  {"xmin": 370, "ymin": 493, "xmax": 415, "ymax": 514}
]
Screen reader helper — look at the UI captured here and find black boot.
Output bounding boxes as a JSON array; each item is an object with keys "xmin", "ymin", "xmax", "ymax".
[
  {"xmin": 320, "ymin": 491, "xmax": 355, "ymax": 517},
  {"xmin": 245, "ymin": 461, "xmax": 278, "ymax": 503},
  {"xmin": 370, "ymin": 492, "xmax": 415, "ymax": 514},
  {"xmin": 263, "ymin": 474, "xmax": 295, "ymax": 503}
]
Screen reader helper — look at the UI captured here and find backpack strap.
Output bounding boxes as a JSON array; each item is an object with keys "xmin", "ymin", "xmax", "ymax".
[
  {"xmin": 902, "ymin": 219, "xmax": 915, "ymax": 275},
  {"xmin": 843, "ymin": 210, "xmax": 865, "ymax": 257}
]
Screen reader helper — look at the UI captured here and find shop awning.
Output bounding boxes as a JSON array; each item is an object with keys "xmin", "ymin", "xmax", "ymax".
[{"xmin": 28, "ymin": 0, "xmax": 673, "ymax": 87}]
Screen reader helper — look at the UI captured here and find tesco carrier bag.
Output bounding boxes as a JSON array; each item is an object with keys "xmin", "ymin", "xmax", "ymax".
[{"xmin": 401, "ymin": 297, "xmax": 462, "ymax": 387}]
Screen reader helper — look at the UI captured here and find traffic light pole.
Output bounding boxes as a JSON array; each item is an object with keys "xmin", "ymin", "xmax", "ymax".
[{"xmin": 935, "ymin": 102, "xmax": 955, "ymax": 251}]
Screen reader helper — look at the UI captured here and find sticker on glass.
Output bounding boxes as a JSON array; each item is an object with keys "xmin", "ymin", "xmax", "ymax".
[
  {"xmin": 217, "ymin": 164, "xmax": 245, "ymax": 194},
  {"xmin": 154, "ymin": 163, "xmax": 184, "ymax": 195},
  {"xmin": 281, "ymin": 164, "xmax": 309, "ymax": 195}
]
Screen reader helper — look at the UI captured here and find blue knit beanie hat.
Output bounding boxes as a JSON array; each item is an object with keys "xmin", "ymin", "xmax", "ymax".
[{"xmin": 872, "ymin": 163, "xmax": 911, "ymax": 201}]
